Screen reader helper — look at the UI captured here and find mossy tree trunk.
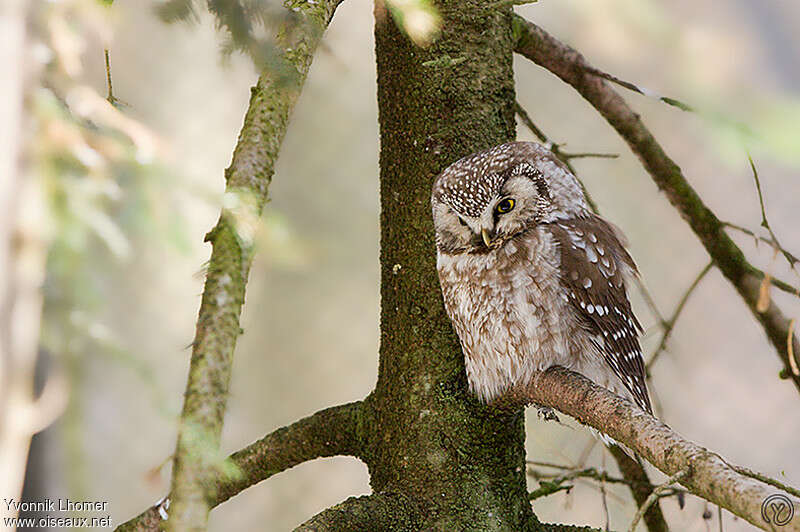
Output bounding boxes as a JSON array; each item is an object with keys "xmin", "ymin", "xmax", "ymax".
[{"xmin": 358, "ymin": 1, "xmax": 548, "ymax": 529}]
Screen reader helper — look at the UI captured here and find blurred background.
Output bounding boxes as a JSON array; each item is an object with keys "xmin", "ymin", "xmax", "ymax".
[{"xmin": 4, "ymin": 0, "xmax": 800, "ymax": 530}]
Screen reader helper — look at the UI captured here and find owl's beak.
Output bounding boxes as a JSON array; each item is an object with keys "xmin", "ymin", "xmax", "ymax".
[{"xmin": 481, "ymin": 228, "xmax": 493, "ymax": 247}]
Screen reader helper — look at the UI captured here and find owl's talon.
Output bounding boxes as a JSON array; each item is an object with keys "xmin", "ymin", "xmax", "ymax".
[
  {"xmin": 537, "ymin": 406, "xmax": 559, "ymax": 422},
  {"xmin": 156, "ymin": 496, "xmax": 171, "ymax": 520}
]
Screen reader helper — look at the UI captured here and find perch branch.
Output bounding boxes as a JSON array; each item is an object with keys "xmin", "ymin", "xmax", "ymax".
[
  {"xmin": 165, "ymin": 0, "xmax": 347, "ymax": 529},
  {"xmin": 510, "ymin": 366, "xmax": 800, "ymax": 532},
  {"xmin": 116, "ymin": 401, "xmax": 363, "ymax": 532},
  {"xmin": 512, "ymin": 16, "xmax": 800, "ymax": 394},
  {"xmin": 294, "ymin": 493, "xmax": 420, "ymax": 531}
]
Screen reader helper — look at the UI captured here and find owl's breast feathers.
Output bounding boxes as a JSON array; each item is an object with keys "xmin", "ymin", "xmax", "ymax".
[
  {"xmin": 437, "ymin": 216, "xmax": 651, "ymax": 414},
  {"xmin": 436, "ymin": 228, "xmax": 574, "ymax": 402}
]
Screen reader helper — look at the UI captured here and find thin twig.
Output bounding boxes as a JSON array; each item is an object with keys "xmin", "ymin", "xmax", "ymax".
[
  {"xmin": 514, "ymin": 100, "xmax": 600, "ymax": 213},
  {"xmin": 609, "ymin": 446, "xmax": 670, "ymax": 532},
  {"xmin": 647, "ymin": 262, "xmax": 714, "ymax": 371},
  {"xmin": 746, "ymin": 264, "xmax": 800, "ymax": 299},
  {"xmin": 104, "ymin": 49, "xmax": 113, "ymax": 102},
  {"xmin": 747, "ymin": 156, "xmax": 799, "ymax": 277},
  {"xmin": 600, "ymin": 467, "xmax": 610, "ymax": 532},
  {"xmin": 581, "ymin": 65, "xmax": 695, "ymax": 113},
  {"xmin": 527, "ymin": 465, "xmax": 637, "ymax": 487},
  {"xmin": 564, "ymin": 152, "xmax": 619, "ymax": 160},
  {"xmin": 577, "ymin": 437, "xmax": 598, "ymax": 467},
  {"xmin": 789, "ymin": 319, "xmax": 799, "ymax": 377},
  {"xmin": 628, "ymin": 471, "xmax": 687, "ymax": 532},
  {"xmin": 527, "ymin": 458, "xmax": 680, "ymax": 529},
  {"xmin": 514, "ymin": 101, "xmax": 577, "ymax": 171},
  {"xmin": 723, "ymin": 222, "xmax": 800, "ymax": 268},
  {"xmin": 103, "ymin": 49, "xmax": 127, "ymax": 107},
  {"xmin": 723, "ymin": 222, "xmax": 800, "ymax": 297},
  {"xmin": 636, "ymin": 277, "xmax": 668, "ymax": 331},
  {"xmin": 528, "ymin": 482, "xmax": 573, "ymax": 500}
]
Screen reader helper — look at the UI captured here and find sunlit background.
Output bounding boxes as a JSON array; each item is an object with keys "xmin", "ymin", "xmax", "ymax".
[{"xmin": 6, "ymin": 0, "xmax": 800, "ymax": 530}]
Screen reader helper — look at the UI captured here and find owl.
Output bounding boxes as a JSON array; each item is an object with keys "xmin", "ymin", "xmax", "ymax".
[{"xmin": 431, "ymin": 141, "xmax": 652, "ymax": 420}]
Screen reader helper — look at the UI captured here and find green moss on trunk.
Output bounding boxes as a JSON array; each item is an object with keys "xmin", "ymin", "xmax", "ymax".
[{"xmin": 364, "ymin": 1, "xmax": 541, "ymax": 529}]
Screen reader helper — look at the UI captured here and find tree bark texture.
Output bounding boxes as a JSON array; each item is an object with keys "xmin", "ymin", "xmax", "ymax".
[{"xmin": 363, "ymin": 1, "xmax": 544, "ymax": 529}]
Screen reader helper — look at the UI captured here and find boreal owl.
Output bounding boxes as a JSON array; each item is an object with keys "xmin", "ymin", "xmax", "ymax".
[{"xmin": 431, "ymin": 141, "xmax": 652, "ymax": 423}]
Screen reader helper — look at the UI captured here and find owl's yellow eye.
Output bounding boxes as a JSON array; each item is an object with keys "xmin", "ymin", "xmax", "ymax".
[{"xmin": 495, "ymin": 198, "xmax": 515, "ymax": 214}]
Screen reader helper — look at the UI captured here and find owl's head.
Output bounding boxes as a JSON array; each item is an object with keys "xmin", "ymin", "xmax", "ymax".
[{"xmin": 431, "ymin": 141, "xmax": 587, "ymax": 254}]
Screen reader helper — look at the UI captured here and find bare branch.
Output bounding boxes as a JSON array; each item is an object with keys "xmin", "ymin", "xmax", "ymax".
[
  {"xmin": 104, "ymin": 49, "xmax": 114, "ymax": 104},
  {"xmin": 628, "ymin": 471, "xmax": 687, "ymax": 532},
  {"xmin": 564, "ymin": 152, "xmax": 619, "ymax": 160},
  {"xmin": 508, "ymin": 366, "xmax": 800, "ymax": 532},
  {"xmin": 515, "ymin": 100, "xmax": 598, "ymax": 213},
  {"xmin": 723, "ymin": 222, "xmax": 800, "ymax": 277},
  {"xmin": 730, "ymin": 464, "xmax": 800, "ymax": 500},
  {"xmin": 528, "ymin": 462, "xmax": 633, "ymax": 487},
  {"xmin": 512, "ymin": 16, "xmax": 800, "ymax": 394},
  {"xmin": 527, "ymin": 454, "xmax": 677, "ymax": 531},
  {"xmin": 580, "ymin": 65, "xmax": 695, "ymax": 113},
  {"xmin": 165, "ymin": 0, "xmax": 348, "ymax": 528},
  {"xmin": 294, "ymin": 493, "xmax": 420, "ymax": 531},
  {"xmin": 528, "ymin": 482, "xmax": 572, "ymax": 501},
  {"xmin": 748, "ymin": 156, "xmax": 797, "ymax": 272},
  {"xmin": 116, "ymin": 401, "xmax": 363, "ymax": 532}
]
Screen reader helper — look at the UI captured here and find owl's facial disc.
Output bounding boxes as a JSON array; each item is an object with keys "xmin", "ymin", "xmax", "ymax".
[
  {"xmin": 473, "ymin": 174, "xmax": 546, "ymax": 249},
  {"xmin": 432, "ymin": 172, "xmax": 547, "ymax": 254}
]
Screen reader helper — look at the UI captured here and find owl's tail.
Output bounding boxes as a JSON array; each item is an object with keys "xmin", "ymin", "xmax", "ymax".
[{"xmin": 593, "ymin": 428, "xmax": 637, "ymax": 460}]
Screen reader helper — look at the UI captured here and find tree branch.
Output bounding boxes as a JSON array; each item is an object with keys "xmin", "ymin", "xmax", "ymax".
[
  {"xmin": 294, "ymin": 492, "xmax": 420, "ymax": 532},
  {"xmin": 723, "ymin": 222, "xmax": 800, "ymax": 287},
  {"xmin": 116, "ymin": 401, "xmax": 363, "ymax": 532},
  {"xmin": 747, "ymin": 156, "xmax": 797, "ymax": 273},
  {"xmin": 609, "ymin": 446, "xmax": 669, "ymax": 532},
  {"xmin": 628, "ymin": 471, "xmax": 687, "ymax": 532},
  {"xmin": 511, "ymin": 366, "xmax": 800, "ymax": 532},
  {"xmin": 512, "ymin": 16, "xmax": 800, "ymax": 394},
  {"xmin": 165, "ymin": 0, "xmax": 346, "ymax": 529},
  {"xmin": 515, "ymin": 100, "xmax": 598, "ymax": 213}
]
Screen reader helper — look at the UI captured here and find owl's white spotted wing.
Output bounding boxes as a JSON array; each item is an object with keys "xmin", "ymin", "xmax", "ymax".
[{"xmin": 549, "ymin": 216, "xmax": 652, "ymax": 414}]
